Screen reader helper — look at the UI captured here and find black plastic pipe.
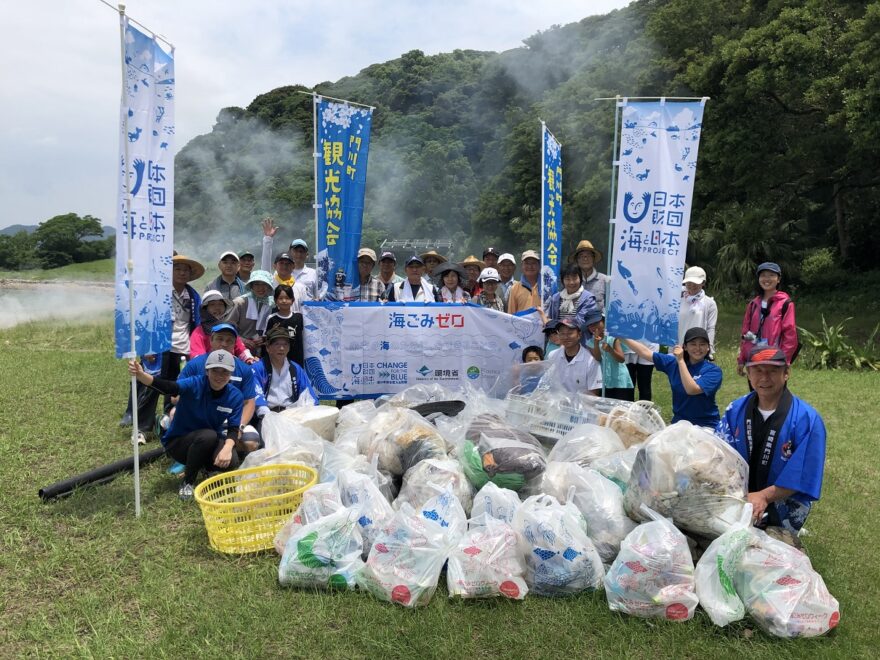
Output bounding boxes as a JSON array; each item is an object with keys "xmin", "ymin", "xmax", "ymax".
[{"xmin": 39, "ymin": 446, "xmax": 166, "ymax": 501}]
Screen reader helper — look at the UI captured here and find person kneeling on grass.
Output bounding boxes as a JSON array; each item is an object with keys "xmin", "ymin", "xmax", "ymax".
[
  {"xmin": 252, "ymin": 326, "xmax": 318, "ymax": 425},
  {"xmin": 716, "ymin": 346, "xmax": 826, "ymax": 539},
  {"xmin": 544, "ymin": 318, "xmax": 603, "ymax": 396},
  {"xmin": 621, "ymin": 327, "xmax": 722, "ymax": 427},
  {"xmin": 129, "ymin": 349, "xmax": 243, "ymax": 501}
]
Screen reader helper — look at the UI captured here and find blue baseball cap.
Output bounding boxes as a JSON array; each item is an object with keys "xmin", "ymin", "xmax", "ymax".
[
  {"xmin": 584, "ymin": 311, "xmax": 604, "ymax": 328},
  {"xmin": 211, "ymin": 323, "xmax": 239, "ymax": 337},
  {"xmin": 756, "ymin": 261, "xmax": 782, "ymax": 276}
]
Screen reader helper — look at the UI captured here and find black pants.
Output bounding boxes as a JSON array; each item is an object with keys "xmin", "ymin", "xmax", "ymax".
[
  {"xmin": 165, "ymin": 429, "xmax": 240, "ymax": 485},
  {"xmin": 604, "ymin": 387, "xmax": 634, "ymax": 402},
  {"xmin": 626, "ymin": 363, "xmax": 654, "ymax": 402},
  {"xmin": 123, "ymin": 351, "xmax": 184, "ymax": 432}
]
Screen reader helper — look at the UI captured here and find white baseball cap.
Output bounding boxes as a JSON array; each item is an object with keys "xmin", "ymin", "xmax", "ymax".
[
  {"xmin": 682, "ymin": 266, "xmax": 707, "ymax": 285},
  {"xmin": 478, "ymin": 267, "xmax": 501, "ymax": 283},
  {"xmin": 205, "ymin": 349, "xmax": 235, "ymax": 372},
  {"xmin": 498, "ymin": 253, "xmax": 516, "ymax": 265}
]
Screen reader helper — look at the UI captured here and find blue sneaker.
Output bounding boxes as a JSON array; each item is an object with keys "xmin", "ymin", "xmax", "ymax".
[{"xmin": 167, "ymin": 461, "xmax": 185, "ymax": 476}]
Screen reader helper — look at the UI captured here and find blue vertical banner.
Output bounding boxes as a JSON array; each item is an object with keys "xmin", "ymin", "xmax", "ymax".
[
  {"xmin": 114, "ymin": 18, "xmax": 175, "ymax": 358},
  {"xmin": 541, "ymin": 123, "xmax": 562, "ymax": 303},
  {"xmin": 606, "ymin": 99, "xmax": 707, "ymax": 346},
  {"xmin": 315, "ymin": 98, "xmax": 373, "ymax": 297}
]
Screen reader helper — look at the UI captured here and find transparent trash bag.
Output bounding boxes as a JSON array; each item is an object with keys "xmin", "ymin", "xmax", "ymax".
[
  {"xmin": 278, "ymin": 508, "xmax": 364, "ymax": 590},
  {"xmin": 357, "ymin": 489, "xmax": 466, "ymax": 607},
  {"xmin": 599, "ymin": 400, "xmax": 666, "ymax": 448},
  {"xmin": 394, "ymin": 458, "xmax": 473, "ymax": 515},
  {"xmin": 624, "ymin": 421, "xmax": 748, "ymax": 537},
  {"xmin": 470, "ymin": 481, "xmax": 522, "ymax": 527},
  {"xmin": 245, "ymin": 412, "xmax": 325, "ymax": 469},
  {"xmin": 513, "ymin": 494, "xmax": 605, "ymax": 597},
  {"xmin": 695, "ymin": 506, "xmax": 840, "ymax": 637},
  {"xmin": 535, "ymin": 462, "xmax": 637, "ymax": 564},
  {"xmin": 447, "ymin": 516, "xmax": 528, "ymax": 600},
  {"xmin": 357, "ymin": 406, "xmax": 447, "ymax": 476},
  {"xmin": 604, "ymin": 506, "xmax": 698, "ymax": 621},
  {"xmin": 336, "ymin": 468, "xmax": 395, "ymax": 557},
  {"xmin": 547, "ymin": 423, "xmax": 626, "ymax": 467},
  {"xmin": 274, "ymin": 481, "xmax": 343, "ymax": 555}
]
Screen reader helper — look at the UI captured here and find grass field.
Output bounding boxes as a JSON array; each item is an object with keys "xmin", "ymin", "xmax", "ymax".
[{"xmin": 2, "ymin": 301, "xmax": 879, "ymax": 658}]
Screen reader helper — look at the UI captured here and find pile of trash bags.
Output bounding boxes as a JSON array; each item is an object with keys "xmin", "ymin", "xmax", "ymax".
[{"xmin": 268, "ymin": 385, "xmax": 838, "ymax": 637}]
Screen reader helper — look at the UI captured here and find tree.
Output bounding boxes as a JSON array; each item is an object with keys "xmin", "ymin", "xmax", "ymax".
[
  {"xmin": 0, "ymin": 231, "xmax": 37, "ymax": 270},
  {"xmin": 33, "ymin": 213, "xmax": 104, "ymax": 268}
]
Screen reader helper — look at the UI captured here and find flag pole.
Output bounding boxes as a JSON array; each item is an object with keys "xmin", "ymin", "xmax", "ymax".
[
  {"xmin": 603, "ymin": 95, "xmax": 623, "ymax": 399},
  {"xmin": 117, "ymin": 3, "xmax": 141, "ymax": 518},
  {"xmin": 312, "ymin": 94, "xmax": 320, "ymax": 268},
  {"xmin": 539, "ymin": 120, "xmax": 546, "ymax": 306}
]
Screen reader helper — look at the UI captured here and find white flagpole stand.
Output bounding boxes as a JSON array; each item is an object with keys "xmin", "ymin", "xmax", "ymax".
[{"xmin": 118, "ymin": 4, "xmax": 141, "ymax": 518}]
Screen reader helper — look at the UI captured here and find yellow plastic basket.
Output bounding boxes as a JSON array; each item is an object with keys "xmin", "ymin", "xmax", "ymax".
[{"xmin": 194, "ymin": 463, "xmax": 317, "ymax": 554}]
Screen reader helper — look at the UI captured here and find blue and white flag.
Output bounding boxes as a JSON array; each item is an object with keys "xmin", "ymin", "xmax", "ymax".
[
  {"xmin": 302, "ymin": 302, "xmax": 544, "ymax": 399},
  {"xmin": 315, "ymin": 98, "xmax": 373, "ymax": 298},
  {"xmin": 114, "ymin": 18, "xmax": 175, "ymax": 358},
  {"xmin": 541, "ymin": 123, "xmax": 562, "ymax": 303},
  {"xmin": 606, "ymin": 99, "xmax": 706, "ymax": 346}
]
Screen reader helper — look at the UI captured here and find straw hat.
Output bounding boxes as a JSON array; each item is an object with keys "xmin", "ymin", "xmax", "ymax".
[
  {"xmin": 172, "ymin": 254, "xmax": 205, "ymax": 281},
  {"xmin": 459, "ymin": 255, "xmax": 486, "ymax": 270},
  {"xmin": 419, "ymin": 250, "xmax": 448, "ymax": 264},
  {"xmin": 569, "ymin": 240, "xmax": 603, "ymax": 264}
]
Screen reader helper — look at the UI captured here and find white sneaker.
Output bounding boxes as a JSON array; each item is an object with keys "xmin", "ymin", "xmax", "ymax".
[
  {"xmin": 136, "ymin": 432, "xmax": 146, "ymax": 445},
  {"xmin": 178, "ymin": 483, "xmax": 194, "ymax": 501}
]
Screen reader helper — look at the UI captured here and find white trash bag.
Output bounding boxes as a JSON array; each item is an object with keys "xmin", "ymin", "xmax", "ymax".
[
  {"xmin": 590, "ymin": 445, "xmax": 642, "ymax": 493},
  {"xmin": 357, "ymin": 406, "xmax": 447, "ymax": 476},
  {"xmin": 536, "ymin": 462, "xmax": 637, "ymax": 563},
  {"xmin": 244, "ymin": 412, "xmax": 325, "ymax": 469},
  {"xmin": 604, "ymin": 506, "xmax": 698, "ymax": 621},
  {"xmin": 513, "ymin": 494, "xmax": 605, "ymax": 597},
  {"xmin": 470, "ymin": 481, "xmax": 521, "ymax": 527},
  {"xmin": 278, "ymin": 508, "xmax": 364, "ymax": 590},
  {"xmin": 336, "ymin": 468, "xmax": 395, "ymax": 557},
  {"xmin": 394, "ymin": 458, "xmax": 474, "ymax": 515},
  {"xmin": 547, "ymin": 423, "xmax": 626, "ymax": 467},
  {"xmin": 273, "ymin": 481, "xmax": 343, "ymax": 555},
  {"xmin": 447, "ymin": 516, "xmax": 528, "ymax": 600},
  {"xmin": 357, "ymin": 489, "xmax": 466, "ymax": 607},
  {"xmin": 279, "ymin": 404, "xmax": 339, "ymax": 441},
  {"xmin": 695, "ymin": 506, "xmax": 840, "ymax": 637},
  {"xmin": 334, "ymin": 400, "xmax": 377, "ymax": 454},
  {"xmin": 624, "ymin": 421, "xmax": 748, "ymax": 537}
]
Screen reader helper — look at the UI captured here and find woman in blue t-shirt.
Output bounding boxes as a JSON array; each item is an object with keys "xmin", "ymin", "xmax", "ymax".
[{"xmin": 620, "ymin": 327, "xmax": 722, "ymax": 427}]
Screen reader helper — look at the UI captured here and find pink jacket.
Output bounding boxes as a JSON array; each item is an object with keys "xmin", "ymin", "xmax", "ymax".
[
  {"xmin": 189, "ymin": 326, "xmax": 250, "ymax": 360},
  {"xmin": 738, "ymin": 291, "xmax": 798, "ymax": 365}
]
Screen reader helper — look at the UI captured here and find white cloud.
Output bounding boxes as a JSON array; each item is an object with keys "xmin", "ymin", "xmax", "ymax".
[{"xmin": 0, "ymin": 0, "xmax": 631, "ymax": 229}]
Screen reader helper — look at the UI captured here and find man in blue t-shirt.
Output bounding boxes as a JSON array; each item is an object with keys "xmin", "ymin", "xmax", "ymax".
[{"xmin": 717, "ymin": 346, "xmax": 827, "ymax": 534}]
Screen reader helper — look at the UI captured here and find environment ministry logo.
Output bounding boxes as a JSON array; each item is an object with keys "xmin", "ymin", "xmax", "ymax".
[
  {"xmin": 418, "ymin": 365, "xmax": 431, "ymax": 376},
  {"xmin": 466, "ymin": 366, "xmax": 480, "ymax": 380}
]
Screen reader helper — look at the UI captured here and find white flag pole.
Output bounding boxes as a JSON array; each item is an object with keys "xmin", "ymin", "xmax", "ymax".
[
  {"xmin": 602, "ymin": 95, "xmax": 624, "ymax": 399},
  {"xmin": 313, "ymin": 94, "xmax": 320, "ymax": 262},
  {"xmin": 539, "ymin": 120, "xmax": 546, "ymax": 305},
  {"xmin": 117, "ymin": 3, "xmax": 141, "ymax": 518}
]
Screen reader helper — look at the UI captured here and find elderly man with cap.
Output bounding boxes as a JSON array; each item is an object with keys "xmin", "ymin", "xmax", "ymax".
[
  {"xmin": 679, "ymin": 265, "xmax": 717, "ymax": 357},
  {"xmin": 205, "ymin": 251, "xmax": 246, "ymax": 301},
  {"xmin": 237, "ymin": 248, "xmax": 256, "ymax": 282},
  {"xmin": 129, "ymin": 348, "xmax": 243, "ymax": 501},
  {"xmin": 717, "ymin": 346, "xmax": 826, "ymax": 537},
  {"xmin": 383, "ymin": 255, "xmax": 441, "ymax": 302},
  {"xmin": 419, "ymin": 250, "xmax": 447, "ymax": 277},
  {"xmin": 180, "ymin": 322, "xmax": 260, "ymax": 451},
  {"xmin": 253, "ymin": 326, "xmax": 318, "ymax": 423},
  {"xmin": 544, "ymin": 318, "xmax": 603, "ymax": 396},
  {"xmin": 621, "ymin": 326, "xmax": 723, "ymax": 428},
  {"xmin": 120, "ymin": 253, "xmax": 204, "ymax": 440},
  {"xmin": 497, "ymin": 253, "xmax": 517, "ymax": 296},
  {"xmin": 507, "ymin": 250, "xmax": 548, "ymax": 320},
  {"xmin": 474, "ymin": 267, "xmax": 506, "ymax": 311},
  {"xmin": 570, "ymin": 240, "xmax": 611, "ymax": 312},
  {"xmin": 328, "ymin": 248, "xmax": 387, "ymax": 302},
  {"xmin": 377, "ymin": 251, "xmax": 403, "ymax": 287},
  {"xmin": 483, "ymin": 247, "xmax": 500, "ymax": 269}
]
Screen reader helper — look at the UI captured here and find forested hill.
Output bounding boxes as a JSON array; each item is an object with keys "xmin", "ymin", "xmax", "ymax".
[{"xmin": 174, "ymin": 0, "xmax": 880, "ymax": 293}]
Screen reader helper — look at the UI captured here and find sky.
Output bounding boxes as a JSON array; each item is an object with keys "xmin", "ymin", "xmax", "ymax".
[{"xmin": 0, "ymin": 0, "xmax": 631, "ymax": 230}]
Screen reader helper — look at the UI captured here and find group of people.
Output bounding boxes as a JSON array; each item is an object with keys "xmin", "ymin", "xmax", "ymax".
[{"xmin": 120, "ymin": 221, "xmax": 823, "ymax": 537}]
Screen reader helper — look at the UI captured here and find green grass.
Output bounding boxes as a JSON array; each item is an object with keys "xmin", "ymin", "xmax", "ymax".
[
  {"xmin": 1, "ymin": 315, "xmax": 879, "ymax": 658},
  {"xmin": 0, "ymin": 258, "xmax": 114, "ymax": 282}
]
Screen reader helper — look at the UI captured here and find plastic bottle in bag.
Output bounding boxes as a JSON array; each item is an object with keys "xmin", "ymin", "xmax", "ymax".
[
  {"xmin": 274, "ymin": 481, "xmax": 343, "ymax": 555},
  {"xmin": 447, "ymin": 516, "xmax": 528, "ymax": 600},
  {"xmin": 278, "ymin": 508, "xmax": 364, "ymax": 590}
]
